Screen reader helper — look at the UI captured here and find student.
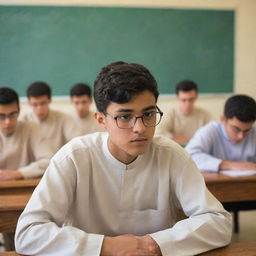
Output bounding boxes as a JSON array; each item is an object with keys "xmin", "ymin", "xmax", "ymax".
[
  {"xmin": 157, "ymin": 80, "xmax": 211, "ymax": 144},
  {"xmin": 0, "ymin": 87, "xmax": 51, "ymax": 181},
  {"xmin": 15, "ymin": 62, "xmax": 231, "ymax": 256},
  {"xmin": 186, "ymin": 94, "xmax": 256, "ymax": 172},
  {"xmin": 21, "ymin": 81, "xmax": 79, "ymax": 154},
  {"xmin": 0, "ymin": 87, "xmax": 52, "ymax": 251},
  {"xmin": 70, "ymin": 83, "xmax": 104, "ymax": 135}
]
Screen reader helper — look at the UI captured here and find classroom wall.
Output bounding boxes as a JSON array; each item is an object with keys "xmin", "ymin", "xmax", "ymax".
[{"xmin": 1, "ymin": 0, "xmax": 256, "ymax": 119}]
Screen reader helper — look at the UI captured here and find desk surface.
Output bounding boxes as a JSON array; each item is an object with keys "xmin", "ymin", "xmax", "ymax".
[
  {"xmin": 1, "ymin": 242, "xmax": 256, "ymax": 256},
  {"xmin": 202, "ymin": 172, "xmax": 256, "ymax": 203},
  {"xmin": 0, "ymin": 178, "xmax": 40, "ymax": 190}
]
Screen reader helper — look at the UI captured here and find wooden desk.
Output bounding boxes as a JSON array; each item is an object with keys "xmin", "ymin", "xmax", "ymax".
[
  {"xmin": 0, "ymin": 179, "xmax": 40, "ymax": 233},
  {"xmin": 198, "ymin": 241, "xmax": 256, "ymax": 255},
  {"xmin": 0, "ymin": 179, "xmax": 40, "ymax": 196},
  {"xmin": 0, "ymin": 194, "xmax": 31, "ymax": 233},
  {"xmin": 1, "ymin": 242, "xmax": 256, "ymax": 256},
  {"xmin": 202, "ymin": 172, "xmax": 256, "ymax": 203}
]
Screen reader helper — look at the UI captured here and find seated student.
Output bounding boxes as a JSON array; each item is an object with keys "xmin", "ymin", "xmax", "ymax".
[
  {"xmin": 21, "ymin": 81, "xmax": 79, "ymax": 154},
  {"xmin": 186, "ymin": 94, "xmax": 256, "ymax": 172},
  {"xmin": 157, "ymin": 80, "xmax": 211, "ymax": 144},
  {"xmin": 15, "ymin": 62, "xmax": 231, "ymax": 256},
  {"xmin": 0, "ymin": 87, "xmax": 51, "ymax": 181},
  {"xmin": 70, "ymin": 83, "xmax": 104, "ymax": 135}
]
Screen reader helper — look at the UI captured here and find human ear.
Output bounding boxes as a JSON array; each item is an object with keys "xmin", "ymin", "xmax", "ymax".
[{"xmin": 94, "ymin": 111, "xmax": 107, "ymax": 129}]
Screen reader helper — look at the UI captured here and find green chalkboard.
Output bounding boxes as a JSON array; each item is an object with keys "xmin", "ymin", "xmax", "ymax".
[{"xmin": 0, "ymin": 6, "xmax": 234, "ymax": 96}]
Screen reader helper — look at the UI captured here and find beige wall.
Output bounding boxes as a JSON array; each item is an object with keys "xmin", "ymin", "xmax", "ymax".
[{"xmin": 1, "ymin": 0, "xmax": 256, "ymax": 119}]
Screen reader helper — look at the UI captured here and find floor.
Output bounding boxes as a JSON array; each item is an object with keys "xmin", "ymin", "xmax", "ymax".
[{"xmin": 0, "ymin": 210, "xmax": 255, "ymax": 252}]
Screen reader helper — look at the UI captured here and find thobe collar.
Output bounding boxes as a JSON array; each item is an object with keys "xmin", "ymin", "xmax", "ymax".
[{"xmin": 102, "ymin": 133, "xmax": 144, "ymax": 171}]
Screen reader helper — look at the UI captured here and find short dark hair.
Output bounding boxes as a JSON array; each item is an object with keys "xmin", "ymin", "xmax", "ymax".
[
  {"xmin": 0, "ymin": 87, "xmax": 19, "ymax": 106},
  {"xmin": 27, "ymin": 81, "xmax": 51, "ymax": 99},
  {"xmin": 94, "ymin": 61, "xmax": 159, "ymax": 113},
  {"xmin": 224, "ymin": 94, "xmax": 256, "ymax": 122},
  {"xmin": 70, "ymin": 83, "xmax": 92, "ymax": 98},
  {"xmin": 175, "ymin": 80, "xmax": 198, "ymax": 94}
]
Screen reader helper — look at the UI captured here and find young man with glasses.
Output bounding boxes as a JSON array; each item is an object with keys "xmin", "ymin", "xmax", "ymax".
[
  {"xmin": 15, "ymin": 62, "xmax": 231, "ymax": 256},
  {"xmin": 0, "ymin": 87, "xmax": 52, "ymax": 181},
  {"xmin": 186, "ymin": 94, "xmax": 256, "ymax": 172},
  {"xmin": 157, "ymin": 80, "xmax": 211, "ymax": 145}
]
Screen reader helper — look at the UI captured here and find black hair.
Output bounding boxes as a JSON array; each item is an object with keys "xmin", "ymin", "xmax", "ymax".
[
  {"xmin": 93, "ymin": 61, "xmax": 159, "ymax": 113},
  {"xmin": 175, "ymin": 80, "xmax": 198, "ymax": 94},
  {"xmin": 27, "ymin": 81, "xmax": 51, "ymax": 99},
  {"xmin": 70, "ymin": 83, "xmax": 91, "ymax": 98},
  {"xmin": 0, "ymin": 87, "xmax": 19, "ymax": 106},
  {"xmin": 224, "ymin": 94, "xmax": 256, "ymax": 122}
]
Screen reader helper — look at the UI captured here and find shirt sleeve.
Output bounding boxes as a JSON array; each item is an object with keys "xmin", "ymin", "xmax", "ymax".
[
  {"xmin": 15, "ymin": 155, "xmax": 104, "ymax": 256},
  {"xmin": 19, "ymin": 124, "xmax": 52, "ymax": 179},
  {"xmin": 185, "ymin": 124, "xmax": 223, "ymax": 172},
  {"xmin": 150, "ymin": 157, "xmax": 232, "ymax": 256}
]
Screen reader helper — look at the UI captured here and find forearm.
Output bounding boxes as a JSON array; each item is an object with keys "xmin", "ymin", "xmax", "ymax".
[
  {"xmin": 19, "ymin": 159, "xmax": 49, "ymax": 179},
  {"xmin": 219, "ymin": 160, "xmax": 256, "ymax": 171}
]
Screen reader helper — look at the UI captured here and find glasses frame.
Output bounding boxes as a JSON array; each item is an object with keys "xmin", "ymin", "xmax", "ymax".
[
  {"xmin": 0, "ymin": 111, "xmax": 19, "ymax": 122},
  {"xmin": 105, "ymin": 106, "xmax": 163, "ymax": 129}
]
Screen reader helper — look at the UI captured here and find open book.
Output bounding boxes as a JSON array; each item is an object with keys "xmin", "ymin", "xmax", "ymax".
[{"xmin": 220, "ymin": 170, "xmax": 256, "ymax": 177}]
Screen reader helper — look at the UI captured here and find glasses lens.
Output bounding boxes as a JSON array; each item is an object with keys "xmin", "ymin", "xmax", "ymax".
[{"xmin": 143, "ymin": 112, "xmax": 162, "ymax": 127}]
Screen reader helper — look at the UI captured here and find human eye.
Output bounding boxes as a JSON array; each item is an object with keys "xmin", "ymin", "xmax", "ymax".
[
  {"xmin": 143, "ymin": 111, "xmax": 155, "ymax": 120},
  {"xmin": 116, "ymin": 114, "xmax": 133, "ymax": 122}
]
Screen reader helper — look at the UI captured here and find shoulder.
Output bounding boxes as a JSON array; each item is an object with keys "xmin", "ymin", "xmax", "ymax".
[
  {"xmin": 52, "ymin": 132, "xmax": 106, "ymax": 162},
  {"xmin": 151, "ymin": 135, "xmax": 190, "ymax": 162},
  {"xmin": 51, "ymin": 110, "xmax": 73, "ymax": 121},
  {"xmin": 194, "ymin": 107, "xmax": 211, "ymax": 117},
  {"xmin": 19, "ymin": 111, "xmax": 34, "ymax": 121}
]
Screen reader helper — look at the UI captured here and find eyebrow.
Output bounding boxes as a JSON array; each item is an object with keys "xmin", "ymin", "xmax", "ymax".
[
  {"xmin": 0, "ymin": 111, "xmax": 18, "ymax": 115},
  {"xmin": 115, "ymin": 105, "xmax": 156, "ymax": 113},
  {"xmin": 231, "ymin": 124, "xmax": 252, "ymax": 133}
]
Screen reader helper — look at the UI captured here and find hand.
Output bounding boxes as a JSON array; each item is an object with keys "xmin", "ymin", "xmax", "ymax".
[
  {"xmin": 219, "ymin": 161, "xmax": 256, "ymax": 171},
  {"xmin": 0, "ymin": 169, "xmax": 23, "ymax": 181},
  {"xmin": 100, "ymin": 234, "xmax": 162, "ymax": 256}
]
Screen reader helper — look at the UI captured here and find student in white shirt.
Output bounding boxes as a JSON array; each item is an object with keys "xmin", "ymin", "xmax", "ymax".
[
  {"xmin": 157, "ymin": 80, "xmax": 211, "ymax": 144},
  {"xmin": 70, "ymin": 83, "xmax": 103, "ymax": 135},
  {"xmin": 15, "ymin": 62, "xmax": 232, "ymax": 256},
  {"xmin": 21, "ymin": 81, "xmax": 79, "ymax": 154},
  {"xmin": 0, "ymin": 87, "xmax": 51, "ymax": 181},
  {"xmin": 0, "ymin": 87, "xmax": 52, "ymax": 251},
  {"xmin": 186, "ymin": 94, "xmax": 256, "ymax": 172}
]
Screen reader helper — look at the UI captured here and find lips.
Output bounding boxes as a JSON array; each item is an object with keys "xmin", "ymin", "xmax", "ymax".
[{"xmin": 130, "ymin": 138, "xmax": 147, "ymax": 142}]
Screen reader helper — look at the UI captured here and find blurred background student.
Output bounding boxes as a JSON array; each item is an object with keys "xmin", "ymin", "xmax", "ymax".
[
  {"xmin": 21, "ymin": 81, "xmax": 79, "ymax": 154},
  {"xmin": 70, "ymin": 83, "xmax": 104, "ymax": 136},
  {"xmin": 157, "ymin": 80, "xmax": 211, "ymax": 145}
]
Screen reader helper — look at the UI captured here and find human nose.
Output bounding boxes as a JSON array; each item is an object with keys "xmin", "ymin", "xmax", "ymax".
[{"xmin": 132, "ymin": 116, "xmax": 146, "ymax": 133}]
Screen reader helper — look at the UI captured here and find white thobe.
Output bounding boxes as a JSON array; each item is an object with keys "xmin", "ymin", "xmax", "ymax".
[
  {"xmin": 0, "ymin": 121, "xmax": 51, "ymax": 178},
  {"xmin": 21, "ymin": 109, "xmax": 80, "ymax": 154},
  {"xmin": 15, "ymin": 132, "xmax": 232, "ymax": 255}
]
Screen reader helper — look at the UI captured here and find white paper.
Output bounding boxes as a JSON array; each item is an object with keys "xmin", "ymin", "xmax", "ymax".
[{"xmin": 220, "ymin": 170, "xmax": 256, "ymax": 177}]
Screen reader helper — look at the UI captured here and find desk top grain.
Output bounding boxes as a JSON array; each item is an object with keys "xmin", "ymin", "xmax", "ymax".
[
  {"xmin": 0, "ymin": 178, "xmax": 40, "ymax": 189},
  {"xmin": 0, "ymin": 194, "xmax": 31, "ymax": 211}
]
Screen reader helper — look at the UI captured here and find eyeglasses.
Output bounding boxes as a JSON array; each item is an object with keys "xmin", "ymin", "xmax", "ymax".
[
  {"xmin": 105, "ymin": 106, "xmax": 163, "ymax": 129},
  {"xmin": 0, "ymin": 111, "xmax": 19, "ymax": 122}
]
